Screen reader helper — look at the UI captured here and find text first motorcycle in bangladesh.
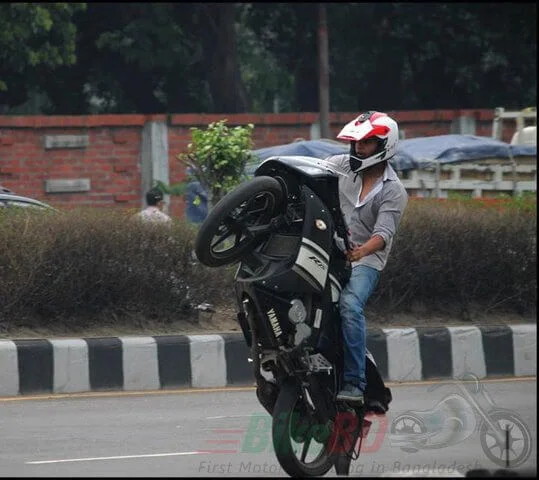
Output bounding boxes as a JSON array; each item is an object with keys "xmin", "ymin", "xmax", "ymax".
[{"xmin": 194, "ymin": 155, "xmax": 392, "ymax": 477}]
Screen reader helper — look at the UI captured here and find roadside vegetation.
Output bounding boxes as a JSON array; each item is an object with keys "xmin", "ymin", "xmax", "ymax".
[
  {"xmin": 0, "ymin": 195, "xmax": 535, "ymax": 336},
  {"xmin": 372, "ymin": 195, "xmax": 536, "ymax": 319}
]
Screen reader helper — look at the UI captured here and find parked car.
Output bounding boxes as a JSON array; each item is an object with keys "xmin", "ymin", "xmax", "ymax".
[{"xmin": 0, "ymin": 191, "xmax": 56, "ymax": 211}]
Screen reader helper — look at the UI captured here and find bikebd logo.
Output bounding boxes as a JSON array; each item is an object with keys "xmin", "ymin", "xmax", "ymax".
[
  {"xmin": 202, "ymin": 376, "xmax": 531, "ymax": 469},
  {"xmin": 203, "ymin": 411, "xmax": 387, "ymax": 456}
]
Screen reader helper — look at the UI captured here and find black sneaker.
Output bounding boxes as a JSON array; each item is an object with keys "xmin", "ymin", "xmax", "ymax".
[
  {"xmin": 336, "ymin": 383, "xmax": 365, "ymax": 405},
  {"xmin": 366, "ymin": 399, "xmax": 387, "ymax": 414}
]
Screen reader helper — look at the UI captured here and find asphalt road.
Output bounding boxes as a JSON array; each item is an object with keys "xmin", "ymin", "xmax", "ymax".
[{"xmin": 1, "ymin": 378, "xmax": 535, "ymax": 477}]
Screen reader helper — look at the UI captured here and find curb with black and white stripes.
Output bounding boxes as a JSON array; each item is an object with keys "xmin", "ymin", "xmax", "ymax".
[{"xmin": 0, "ymin": 324, "xmax": 535, "ymax": 397}]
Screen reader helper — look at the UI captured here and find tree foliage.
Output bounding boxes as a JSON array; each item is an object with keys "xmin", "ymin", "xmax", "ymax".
[
  {"xmin": 170, "ymin": 120, "xmax": 256, "ymax": 208},
  {"xmin": 0, "ymin": 3, "xmax": 86, "ymax": 108},
  {"xmin": 236, "ymin": 6, "xmax": 295, "ymax": 113},
  {"xmin": 0, "ymin": 3, "xmax": 535, "ymax": 114},
  {"xmin": 39, "ymin": 3, "xmax": 206, "ymax": 114}
]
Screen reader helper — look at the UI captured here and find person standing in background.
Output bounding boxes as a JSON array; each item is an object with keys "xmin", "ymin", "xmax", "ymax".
[
  {"xmin": 135, "ymin": 187, "xmax": 172, "ymax": 226},
  {"xmin": 184, "ymin": 168, "xmax": 208, "ymax": 225}
]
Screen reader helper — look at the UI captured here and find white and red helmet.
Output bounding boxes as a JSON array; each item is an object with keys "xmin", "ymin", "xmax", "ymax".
[{"xmin": 337, "ymin": 111, "xmax": 399, "ymax": 172}]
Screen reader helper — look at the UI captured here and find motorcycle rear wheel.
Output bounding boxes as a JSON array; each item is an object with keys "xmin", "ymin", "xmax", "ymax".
[
  {"xmin": 194, "ymin": 176, "xmax": 284, "ymax": 267},
  {"xmin": 272, "ymin": 380, "xmax": 335, "ymax": 478}
]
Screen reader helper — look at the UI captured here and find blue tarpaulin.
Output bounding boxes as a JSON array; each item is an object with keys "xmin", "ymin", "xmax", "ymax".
[
  {"xmin": 249, "ymin": 135, "xmax": 536, "ymax": 173},
  {"xmin": 392, "ymin": 134, "xmax": 536, "ymax": 171}
]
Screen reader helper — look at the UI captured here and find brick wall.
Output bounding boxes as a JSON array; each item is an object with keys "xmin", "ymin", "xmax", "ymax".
[{"xmin": 0, "ymin": 109, "xmax": 514, "ymax": 219}]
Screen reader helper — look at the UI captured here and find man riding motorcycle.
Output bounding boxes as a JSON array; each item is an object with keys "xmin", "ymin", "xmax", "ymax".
[{"xmin": 327, "ymin": 111, "xmax": 408, "ymax": 405}]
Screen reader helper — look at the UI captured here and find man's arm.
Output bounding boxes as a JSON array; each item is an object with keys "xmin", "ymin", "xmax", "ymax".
[{"xmin": 346, "ymin": 235, "xmax": 385, "ymax": 262}]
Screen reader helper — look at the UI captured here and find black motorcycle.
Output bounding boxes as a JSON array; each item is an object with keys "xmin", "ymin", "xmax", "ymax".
[{"xmin": 194, "ymin": 155, "xmax": 392, "ymax": 477}]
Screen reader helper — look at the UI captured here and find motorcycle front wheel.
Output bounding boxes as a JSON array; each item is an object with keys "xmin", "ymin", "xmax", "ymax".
[
  {"xmin": 194, "ymin": 176, "xmax": 284, "ymax": 267},
  {"xmin": 271, "ymin": 380, "xmax": 335, "ymax": 478}
]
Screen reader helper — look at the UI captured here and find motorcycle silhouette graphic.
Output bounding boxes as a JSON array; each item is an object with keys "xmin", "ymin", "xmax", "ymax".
[{"xmin": 389, "ymin": 374, "xmax": 532, "ymax": 467}]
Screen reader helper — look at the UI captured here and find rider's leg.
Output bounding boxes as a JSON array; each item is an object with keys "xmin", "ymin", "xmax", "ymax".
[{"xmin": 337, "ymin": 265, "xmax": 380, "ymax": 402}]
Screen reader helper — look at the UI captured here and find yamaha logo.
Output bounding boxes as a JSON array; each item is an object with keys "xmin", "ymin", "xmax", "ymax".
[{"xmin": 267, "ymin": 308, "xmax": 282, "ymax": 338}]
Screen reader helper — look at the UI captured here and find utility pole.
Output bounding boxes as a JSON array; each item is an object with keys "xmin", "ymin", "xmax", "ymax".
[{"xmin": 318, "ymin": 3, "xmax": 330, "ymax": 139}]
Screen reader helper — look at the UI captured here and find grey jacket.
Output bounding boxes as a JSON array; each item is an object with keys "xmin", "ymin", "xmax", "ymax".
[{"xmin": 328, "ymin": 154, "xmax": 408, "ymax": 271}]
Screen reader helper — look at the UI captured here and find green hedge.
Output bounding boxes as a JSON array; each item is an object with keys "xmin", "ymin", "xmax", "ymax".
[
  {"xmin": 372, "ymin": 198, "xmax": 536, "ymax": 318},
  {"xmin": 0, "ymin": 208, "xmax": 234, "ymax": 332},
  {"xmin": 0, "ymin": 198, "xmax": 536, "ymax": 333}
]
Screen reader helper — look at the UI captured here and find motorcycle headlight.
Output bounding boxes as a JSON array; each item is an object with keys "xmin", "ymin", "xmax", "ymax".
[{"xmin": 288, "ymin": 299, "xmax": 307, "ymax": 324}]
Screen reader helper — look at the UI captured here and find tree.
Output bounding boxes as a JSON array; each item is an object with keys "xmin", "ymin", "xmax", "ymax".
[
  {"xmin": 324, "ymin": 3, "xmax": 537, "ymax": 110},
  {"xmin": 190, "ymin": 3, "xmax": 251, "ymax": 113},
  {"xmin": 41, "ymin": 3, "xmax": 202, "ymax": 114},
  {"xmin": 245, "ymin": 3, "xmax": 536, "ymax": 111},
  {"xmin": 2, "ymin": 3, "xmax": 535, "ymax": 114},
  {"xmin": 245, "ymin": 4, "xmax": 320, "ymax": 112},
  {"xmin": 160, "ymin": 120, "xmax": 256, "ymax": 209},
  {"xmin": 0, "ymin": 3, "xmax": 86, "ymax": 111},
  {"xmin": 36, "ymin": 3, "xmax": 251, "ymax": 114},
  {"xmin": 236, "ymin": 5, "xmax": 295, "ymax": 113}
]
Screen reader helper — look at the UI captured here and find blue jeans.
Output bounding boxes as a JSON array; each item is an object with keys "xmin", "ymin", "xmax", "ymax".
[{"xmin": 339, "ymin": 265, "xmax": 380, "ymax": 392}]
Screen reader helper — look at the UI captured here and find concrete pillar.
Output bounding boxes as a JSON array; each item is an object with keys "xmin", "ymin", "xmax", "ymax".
[
  {"xmin": 310, "ymin": 121, "xmax": 321, "ymax": 140},
  {"xmin": 140, "ymin": 121, "xmax": 170, "ymax": 211},
  {"xmin": 450, "ymin": 116, "xmax": 476, "ymax": 135}
]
